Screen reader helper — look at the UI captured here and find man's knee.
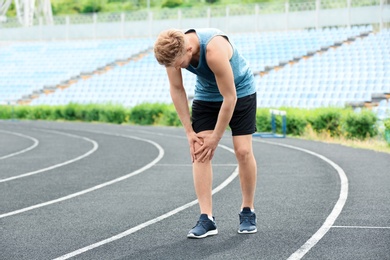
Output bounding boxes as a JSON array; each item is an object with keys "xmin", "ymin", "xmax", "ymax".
[
  {"xmin": 194, "ymin": 137, "xmax": 211, "ymax": 163},
  {"xmin": 235, "ymin": 146, "xmax": 252, "ymax": 162},
  {"xmin": 194, "ymin": 137, "xmax": 203, "ymax": 151}
]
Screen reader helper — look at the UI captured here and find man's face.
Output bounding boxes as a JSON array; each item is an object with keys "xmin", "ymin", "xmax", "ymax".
[{"xmin": 172, "ymin": 48, "xmax": 191, "ymax": 70}]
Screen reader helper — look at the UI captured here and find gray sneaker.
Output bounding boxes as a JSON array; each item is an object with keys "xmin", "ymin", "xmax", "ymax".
[
  {"xmin": 187, "ymin": 214, "xmax": 218, "ymax": 239},
  {"xmin": 238, "ymin": 207, "xmax": 257, "ymax": 234}
]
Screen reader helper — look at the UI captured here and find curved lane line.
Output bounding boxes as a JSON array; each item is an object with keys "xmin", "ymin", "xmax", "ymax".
[
  {"xmin": 0, "ymin": 129, "xmax": 98, "ymax": 183},
  {"xmin": 254, "ymin": 140, "xmax": 349, "ymax": 260},
  {"xmin": 53, "ymin": 129, "xmax": 347, "ymax": 260},
  {"xmin": 0, "ymin": 132, "xmax": 164, "ymax": 219},
  {"xmin": 52, "ymin": 144, "xmax": 237, "ymax": 260},
  {"xmin": 0, "ymin": 130, "xmax": 39, "ymax": 160}
]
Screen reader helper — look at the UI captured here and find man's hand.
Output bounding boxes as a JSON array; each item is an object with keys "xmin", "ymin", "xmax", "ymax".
[
  {"xmin": 194, "ymin": 132, "xmax": 220, "ymax": 163},
  {"xmin": 186, "ymin": 131, "xmax": 204, "ymax": 163}
]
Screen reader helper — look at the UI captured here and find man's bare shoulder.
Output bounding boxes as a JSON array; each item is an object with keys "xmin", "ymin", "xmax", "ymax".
[
  {"xmin": 207, "ymin": 35, "xmax": 230, "ymax": 50},
  {"xmin": 206, "ymin": 36, "xmax": 232, "ymax": 61}
]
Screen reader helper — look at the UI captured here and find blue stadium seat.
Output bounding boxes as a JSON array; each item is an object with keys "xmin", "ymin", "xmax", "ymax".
[{"xmin": 1, "ymin": 25, "xmax": 388, "ymax": 119}]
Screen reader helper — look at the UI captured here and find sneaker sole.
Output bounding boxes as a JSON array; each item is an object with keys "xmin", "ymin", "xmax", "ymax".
[
  {"xmin": 187, "ymin": 229, "xmax": 218, "ymax": 239},
  {"xmin": 238, "ymin": 228, "xmax": 257, "ymax": 234}
]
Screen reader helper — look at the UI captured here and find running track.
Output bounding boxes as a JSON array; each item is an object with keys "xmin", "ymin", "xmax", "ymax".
[{"xmin": 0, "ymin": 120, "xmax": 389, "ymax": 260}]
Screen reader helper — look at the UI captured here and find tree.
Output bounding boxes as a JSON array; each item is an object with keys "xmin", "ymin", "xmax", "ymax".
[{"xmin": 162, "ymin": 0, "xmax": 183, "ymax": 8}]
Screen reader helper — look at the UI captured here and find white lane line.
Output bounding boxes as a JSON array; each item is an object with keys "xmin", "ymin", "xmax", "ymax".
[
  {"xmin": 332, "ymin": 226, "xmax": 390, "ymax": 229},
  {"xmin": 253, "ymin": 140, "xmax": 349, "ymax": 260},
  {"xmin": 157, "ymin": 163, "xmax": 238, "ymax": 167},
  {"xmin": 52, "ymin": 144, "xmax": 237, "ymax": 260},
  {"xmin": 0, "ymin": 130, "xmax": 39, "ymax": 160},
  {"xmin": 0, "ymin": 129, "xmax": 98, "ymax": 183},
  {"xmin": 0, "ymin": 133, "xmax": 164, "ymax": 219},
  {"xmin": 132, "ymin": 129, "xmax": 187, "ymax": 139}
]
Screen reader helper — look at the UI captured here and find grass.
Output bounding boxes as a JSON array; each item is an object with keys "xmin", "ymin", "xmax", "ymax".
[{"xmin": 297, "ymin": 125, "xmax": 390, "ymax": 154}]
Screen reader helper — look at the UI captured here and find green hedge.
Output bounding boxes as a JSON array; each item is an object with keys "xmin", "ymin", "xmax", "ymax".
[
  {"xmin": 0, "ymin": 103, "xmax": 382, "ymax": 140},
  {"xmin": 384, "ymin": 118, "xmax": 390, "ymax": 131},
  {"xmin": 255, "ymin": 107, "xmax": 379, "ymax": 140},
  {"xmin": 281, "ymin": 107, "xmax": 309, "ymax": 136},
  {"xmin": 343, "ymin": 109, "xmax": 378, "ymax": 140},
  {"xmin": 255, "ymin": 108, "xmax": 272, "ymax": 133},
  {"xmin": 0, "ymin": 103, "xmax": 180, "ymax": 126},
  {"xmin": 308, "ymin": 108, "xmax": 345, "ymax": 137}
]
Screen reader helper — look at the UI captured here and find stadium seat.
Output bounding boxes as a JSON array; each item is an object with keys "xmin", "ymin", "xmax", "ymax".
[{"xmin": 2, "ymin": 25, "xmax": 389, "ymax": 120}]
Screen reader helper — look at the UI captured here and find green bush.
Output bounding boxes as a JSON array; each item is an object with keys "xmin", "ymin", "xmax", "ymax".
[
  {"xmin": 61, "ymin": 103, "xmax": 80, "ymax": 121},
  {"xmin": 81, "ymin": 0, "xmax": 103, "ymax": 13},
  {"xmin": 0, "ymin": 105, "xmax": 13, "ymax": 119},
  {"xmin": 256, "ymin": 108, "xmax": 272, "ymax": 133},
  {"xmin": 384, "ymin": 118, "xmax": 390, "ymax": 131},
  {"xmin": 0, "ymin": 104, "xmax": 384, "ymax": 142},
  {"xmin": 51, "ymin": 0, "xmax": 83, "ymax": 15},
  {"xmin": 48, "ymin": 106, "xmax": 63, "ymax": 120},
  {"xmin": 98, "ymin": 104, "xmax": 128, "ymax": 124},
  {"xmin": 384, "ymin": 119, "xmax": 390, "ymax": 145},
  {"xmin": 82, "ymin": 104, "xmax": 101, "ymax": 122},
  {"xmin": 162, "ymin": 0, "xmax": 183, "ymax": 8},
  {"xmin": 283, "ymin": 108, "xmax": 309, "ymax": 136},
  {"xmin": 155, "ymin": 106, "xmax": 182, "ymax": 126},
  {"xmin": 30, "ymin": 105, "xmax": 55, "ymax": 120},
  {"xmin": 256, "ymin": 108, "xmax": 309, "ymax": 135},
  {"xmin": 101, "ymin": 1, "xmax": 137, "ymax": 12},
  {"xmin": 129, "ymin": 103, "xmax": 167, "ymax": 125},
  {"xmin": 343, "ymin": 109, "xmax": 378, "ymax": 140},
  {"xmin": 309, "ymin": 108, "xmax": 345, "ymax": 137},
  {"xmin": 15, "ymin": 106, "xmax": 30, "ymax": 119},
  {"xmin": 129, "ymin": 103, "xmax": 180, "ymax": 126}
]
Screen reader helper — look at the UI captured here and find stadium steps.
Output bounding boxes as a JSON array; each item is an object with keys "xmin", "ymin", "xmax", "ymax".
[
  {"xmin": 17, "ymin": 47, "xmax": 153, "ymax": 105},
  {"xmin": 253, "ymin": 30, "xmax": 371, "ymax": 77},
  {"xmin": 254, "ymin": 28, "xmax": 390, "ymax": 110}
]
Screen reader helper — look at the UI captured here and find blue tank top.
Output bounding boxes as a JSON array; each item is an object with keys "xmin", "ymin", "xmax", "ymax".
[{"xmin": 184, "ymin": 28, "xmax": 255, "ymax": 102}]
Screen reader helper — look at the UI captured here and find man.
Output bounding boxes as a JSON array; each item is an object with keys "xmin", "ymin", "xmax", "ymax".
[{"xmin": 154, "ymin": 28, "xmax": 258, "ymax": 239}]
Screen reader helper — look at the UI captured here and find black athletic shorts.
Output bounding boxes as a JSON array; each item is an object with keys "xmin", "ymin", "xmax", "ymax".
[{"xmin": 191, "ymin": 93, "xmax": 257, "ymax": 136}]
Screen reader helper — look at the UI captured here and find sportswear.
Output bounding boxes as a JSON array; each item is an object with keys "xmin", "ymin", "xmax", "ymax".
[
  {"xmin": 187, "ymin": 214, "xmax": 218, "ymax": 239},
  {"xmin": 184, "ymin": 28, "xmax": 256, "ymax": 102},
  {"xmin": 238, "ymin": 207, "xmax": 257, "ymax": 234}
]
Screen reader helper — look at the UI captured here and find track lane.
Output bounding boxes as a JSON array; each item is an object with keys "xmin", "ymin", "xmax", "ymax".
[
  {"xmin": 0, "ymin": 129, "xmax": 162, "ymax": 217},
  {"xmin": 53, "ymin": 144, "xmax": 238, "ymax": 260},
  {"xmin": 0, "ymin": 127, "xmax": 96, "ymax": 180},
  {"xmin": 0, "ymin": 123, "xmax": 238, "ymax": 260},
  {"xmin": 270, "ymin": 138, "xmax": 390, "ymax": 260},
  {"xmin": 48, "ymin": 127, "xmax": 342, "ymax": 260},
  {"xmin": 1, "ymin": 122, "xmax": 388, "ymax": 260},
  {"xmin": 0, "ymin": 129, "xmax": 98, "ymax": 183},
  {"xmin": 55, "ymin": 128, "xmax": 341, "ymax": 260},
  {"xmin": 0, "ymin": 130, "xmax": 39, "ymax": 160}
]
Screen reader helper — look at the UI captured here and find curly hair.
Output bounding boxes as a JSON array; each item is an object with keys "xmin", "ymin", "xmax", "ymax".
[{"xmin": 154, "ymin": 29, "xmax": 186, "ymax": 67}]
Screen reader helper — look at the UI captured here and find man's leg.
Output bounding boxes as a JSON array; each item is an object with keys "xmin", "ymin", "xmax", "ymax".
[
  {"xmin": 192, "ymin": 130, "xmax": 214, "ymax": 217},
  {"xmin": 233, "ymin": 134, "xmax": 258, "ymax": 233},
  {"xmin": 233, "ymin": 134, "xmax": 257, "ymax": 210},
  {"xmin": 187, "ymin": 130, "xmax": 218, "ymax": 239}
]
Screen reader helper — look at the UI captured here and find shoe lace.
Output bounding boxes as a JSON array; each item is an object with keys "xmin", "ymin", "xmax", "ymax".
[
  {"xmin": 193, "ymin": 220, "xmax": 209, "ymax": 229},
  {"xmin": 240, "ymin": 214, "xmax": 256, "ymax": 225}
]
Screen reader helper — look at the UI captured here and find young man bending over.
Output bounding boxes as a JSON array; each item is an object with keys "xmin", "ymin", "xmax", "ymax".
[{"xmin": 154, "ymin": 28, "xmax": 258, "ymax": 238}]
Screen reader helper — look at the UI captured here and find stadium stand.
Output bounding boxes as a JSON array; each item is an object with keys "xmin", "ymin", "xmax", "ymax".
[
  {"xmin": 0, "ymin": 38, "xmax": 153, "ymax": 105},
  {"xmin": 0, "ymin": 25, "xmax": 389, "ymax": 118},
  {"xmin": 254, "ymin": 26, "xmax": 389, "ymax": 109}
]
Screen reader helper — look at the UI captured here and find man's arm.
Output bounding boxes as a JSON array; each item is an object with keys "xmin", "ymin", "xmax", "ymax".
[
  {"xmin": 195, "ymin": 36, "xmax": 237, "ymax": 162},
  {"xmin": 166, "ymin": 67, "xmax": 202, "ymax": 162},
  {"xmin": 167, "ymin": 67, "xmax": 192, "ymax": 133},
  {"xmin": 207, "ymin": 36, "xmax": 237, "ymax": 139}
]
